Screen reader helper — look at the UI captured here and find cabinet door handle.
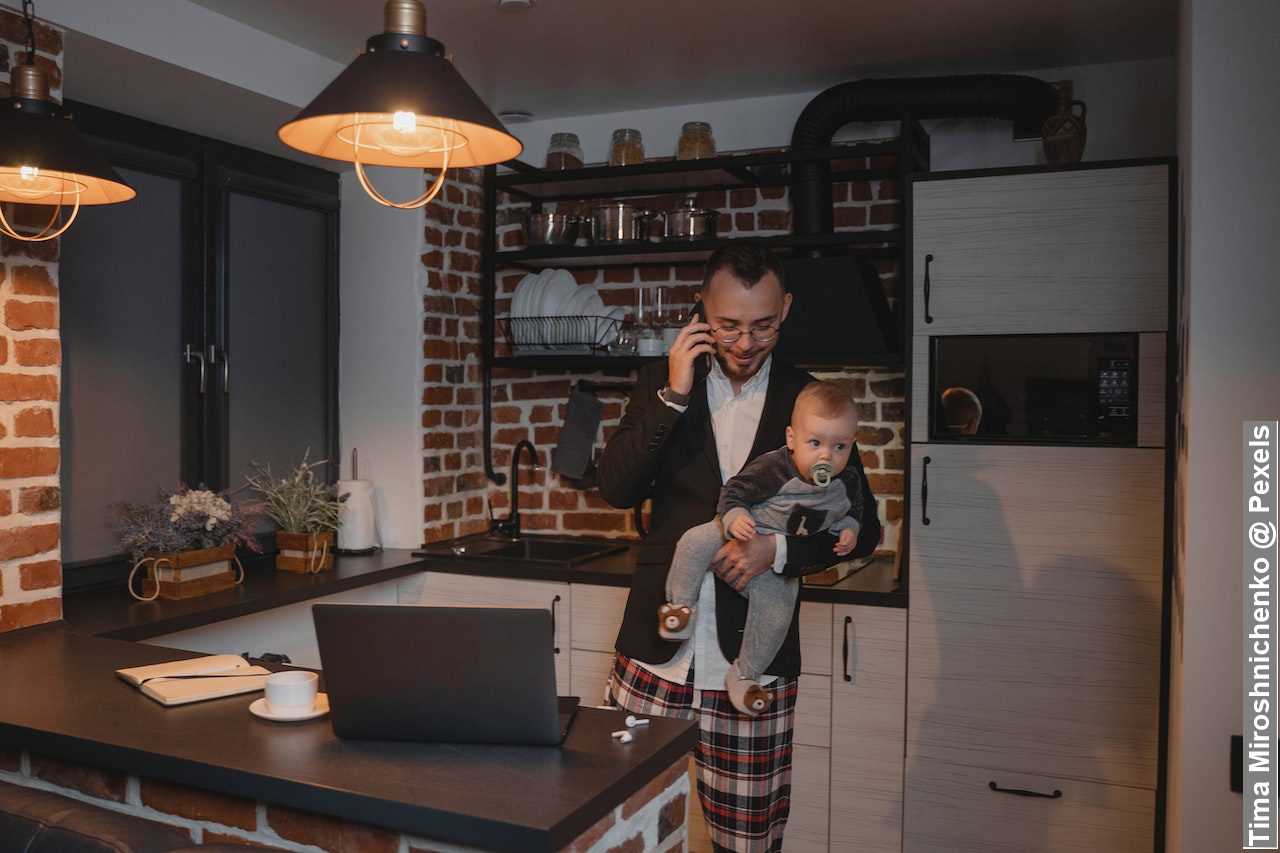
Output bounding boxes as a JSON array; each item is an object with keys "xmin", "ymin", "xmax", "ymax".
[
  {"xmin": 842, "ymin": 615, "xmax": 852, "ymax": 682},
  {"xmin": 213, "ymin": 346, "xmax": 231, "ymax": 395},
  {"xmin": 923, "ymin": 254, "xmax": 934, "ymax": 324},
  {"xmin": 921, "ymin": 455, "xmax": 931, "ymax": 525},
  {"xmin": 989, "ymin": 781, "xmax": 1063, "ymax": 799},
  {"xmin": 551, "ymin": 594, "xmax": 561, "ymax": 654},
  {"xmin": 184, "ymin": 345, "xmax": 206, "ymax": 395}
]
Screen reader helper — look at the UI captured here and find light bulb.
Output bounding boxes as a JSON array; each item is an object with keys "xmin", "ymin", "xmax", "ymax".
[{"xmin": 392, "ymin": 111, "xmax": 416, "ymax": 134}]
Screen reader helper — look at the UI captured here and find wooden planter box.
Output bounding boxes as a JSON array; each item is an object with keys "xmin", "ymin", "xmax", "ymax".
[
  {"xmin": 276, "ymin": 531, "xmax": 334, "ymax": 573},
  {"xmin": 139, "ymin": 544, "xmax": 238, "ymax": 600}
]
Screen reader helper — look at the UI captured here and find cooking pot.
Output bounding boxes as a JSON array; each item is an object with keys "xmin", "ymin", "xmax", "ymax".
[
  {"xmin": 524, "ymin": 211, "xmax": 581, "ymax": 246},
  {"xmin": 589, "ymin": 203, "xmax": 656, "ymax": 244},
  {"xmin": 657, "ymin": 198, "xmax": 720, "ymax": 240}
]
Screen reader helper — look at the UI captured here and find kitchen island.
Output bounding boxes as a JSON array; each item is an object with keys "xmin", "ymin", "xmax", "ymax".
[
  {"xmin": 0, "ymin": 625, "xmax": 695, "ymax": 851},
  {"xmin": 49, "ymin": 540, "xmax": 903, "ymax": 850}
]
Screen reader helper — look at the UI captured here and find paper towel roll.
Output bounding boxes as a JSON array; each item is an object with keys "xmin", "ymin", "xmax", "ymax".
[{"xmin": 336, "ymin": 479, "xmax": 379, "ymax": 552}]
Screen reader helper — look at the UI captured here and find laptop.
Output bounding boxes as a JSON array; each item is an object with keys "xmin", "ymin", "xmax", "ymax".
[{"xmin": 312, "ymin": 604, "xmax": 579, "ymax": 746}]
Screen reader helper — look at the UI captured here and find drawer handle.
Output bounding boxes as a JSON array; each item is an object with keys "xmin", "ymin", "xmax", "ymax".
[
  {"xmin": 988, "ymin": 781, "xmax": 1063, "ymax": 799},
  {"xmin": 551, "ymin": 594, "xmax": 561, "ymax": 654},
  {"xmin": 923, "ymin": 254, "xmax": 934, "ymax": 324},
  {"xmin": 921, "ymin": 455, "xmax": 931, "ymax": 525},
  {"xmin": 842, "ymin": 615, "xmax": 852, "ymax": 682}
]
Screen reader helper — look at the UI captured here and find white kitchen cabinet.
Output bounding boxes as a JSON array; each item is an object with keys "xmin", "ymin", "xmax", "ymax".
[
  {"xmin": 785, "ymin": 745, "xmax": 830, "ymax": 852},
  {"xmin": 568, "ymin": 583, "xmax": 629, "ymax": 653},
  {"xmin": 570, "ymin": 648, "xmax": 616, "ymax": 706},
  {"xmin": 912, "ymin": 164, "xmax": 1169, "ymax": 336},
  {"xmin": 902, "ymin": 757, "xmax": 1154, "ymax": 852},
  {"xmin": 143, "ymin": 579, "xmax": 400, "ymax": 669},
  {"xmin": 829, "ymin": 604, "xmax": 907, "ymax": 853},
  {"xmin": 398, "ymin": 572, "xmax": 571, "ymax": 694},
  {"xmin": 906, "ymin": 444, "xmax": 1163, "ymax": 790}
]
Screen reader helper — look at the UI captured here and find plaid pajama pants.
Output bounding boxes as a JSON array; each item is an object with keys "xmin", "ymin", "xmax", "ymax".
[{"xmin": 606, "ymin": 652, "xmax": 798, "ymax": 853}]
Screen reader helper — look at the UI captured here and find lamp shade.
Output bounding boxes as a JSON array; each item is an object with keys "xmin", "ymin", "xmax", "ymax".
[
  {"xmin": 278, "ymin": 39, "xmax": 522, "ymax": 169},
  {"xmin": 0, "ymin": 99, "xmax": 135, "ymax": 206}
]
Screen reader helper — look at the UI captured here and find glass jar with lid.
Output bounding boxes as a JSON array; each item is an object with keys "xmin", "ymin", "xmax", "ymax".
[
  {"xmin": 610, "ymin": 129, "xmax": 645, "ymax": 166},
  {"xmin": 545, "ymin": 132, "xmax": 584, "ymax": 170},
  {"xmin": 676, "ymin": 121, "xmax": 716, "ymax": 161}
]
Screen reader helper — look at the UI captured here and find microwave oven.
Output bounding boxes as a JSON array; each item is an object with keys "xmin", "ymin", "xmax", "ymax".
[{"xmin": 929, "ymin": 333, "xmax": 1138, "ymax": 445}]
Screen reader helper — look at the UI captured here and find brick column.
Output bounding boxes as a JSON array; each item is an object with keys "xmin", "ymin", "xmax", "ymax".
[{"xmin": 0, "ymin": 8, "xmax": 64, "ymax": 633}]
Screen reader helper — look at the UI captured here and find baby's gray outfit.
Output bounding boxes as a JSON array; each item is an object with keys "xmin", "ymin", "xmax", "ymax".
[{"xmin": 666, "ymin": 446, "xmax": 864, "ymax": 680}]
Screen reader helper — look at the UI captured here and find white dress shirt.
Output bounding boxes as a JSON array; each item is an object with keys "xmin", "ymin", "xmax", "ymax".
[{"xmin": 638, "ymin": 355, "xmax": 787, "ymax": 690}]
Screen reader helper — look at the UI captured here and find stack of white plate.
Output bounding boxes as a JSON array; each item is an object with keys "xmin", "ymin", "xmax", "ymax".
[{"xmin": 509, "ymin": 269, "xmax": 624, "ymax": 352}]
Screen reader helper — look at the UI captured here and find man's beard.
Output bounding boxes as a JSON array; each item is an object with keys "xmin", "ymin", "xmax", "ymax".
[{"xmin": 716, "ymin": 348, "xmax": 766, "ymax": 380}]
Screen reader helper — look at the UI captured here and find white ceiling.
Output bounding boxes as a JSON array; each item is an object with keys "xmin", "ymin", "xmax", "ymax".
[
  {"xmin": 26, "ymin": 0, "xmax": 1174, "ymax": 166},
  {"xmin": 186, "ymin": 0, "xmax": 1176, "ymax": 121}
]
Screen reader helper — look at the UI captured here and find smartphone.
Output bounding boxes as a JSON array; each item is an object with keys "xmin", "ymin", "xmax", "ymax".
[{"xmin": 689, "ymin": 300, "xmax": 711, "ymax": 376}]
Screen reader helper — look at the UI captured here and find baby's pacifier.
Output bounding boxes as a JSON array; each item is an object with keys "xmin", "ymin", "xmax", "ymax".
[{"xmin": 809, "ymin": 462, "xmax": 834, "ymax": 487}]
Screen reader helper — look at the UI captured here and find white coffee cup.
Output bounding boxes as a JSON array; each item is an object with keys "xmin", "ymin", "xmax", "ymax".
[{"xmin": 264, "ymin": 671, "xmax": 318, "ymax": 715}]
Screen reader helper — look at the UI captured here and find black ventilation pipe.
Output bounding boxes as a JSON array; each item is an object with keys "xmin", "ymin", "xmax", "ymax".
[{"xmin": 790, "ymin": 74, "xmax": 1060, "ymax": 236}]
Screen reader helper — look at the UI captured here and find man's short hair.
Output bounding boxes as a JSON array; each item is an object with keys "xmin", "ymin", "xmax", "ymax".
[
  {"xmin": 794, "ymin": 381, "xmax": 858, "ymax": 424},
  {"xmin": 701, "ymin": 240, "xmax": 786, "ymax": 292}
]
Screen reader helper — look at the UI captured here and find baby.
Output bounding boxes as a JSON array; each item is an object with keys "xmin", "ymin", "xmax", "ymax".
[{"xmin": 658, "ymin": 380, "xmax": 864, "ymax": 716}]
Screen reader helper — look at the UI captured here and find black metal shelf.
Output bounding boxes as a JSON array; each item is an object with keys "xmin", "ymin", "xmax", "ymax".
[
  {"xmin": 495, "ymin": 141, "xmax": 905, "ymax": 203},
  {"xmin": 497, "ymin": 231, "xmax": 903, "ymax": 270},
  {"xmin": 479, "ymin": 120, "xmax": 932, "ymax": 485},
  {"xmin": 491, "ymin": 355, "xmax": 655, "ymax": 371},
  {"xmin": 490, "ymin": 351, "xmax": 905, "ymax": 371}
]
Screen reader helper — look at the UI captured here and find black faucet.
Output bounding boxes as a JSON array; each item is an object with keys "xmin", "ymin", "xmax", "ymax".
[{"xmin": 494, "ymin": 440, "xmax": 539, "ymax": 540}]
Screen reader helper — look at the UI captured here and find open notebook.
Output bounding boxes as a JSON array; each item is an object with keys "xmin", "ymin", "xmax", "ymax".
[{"xmin": 116, "ymin": 654, "xmax": 271, "ymax": 707}]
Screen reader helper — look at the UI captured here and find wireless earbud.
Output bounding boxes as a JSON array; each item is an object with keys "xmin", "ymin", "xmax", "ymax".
[
  {"xmin": 625, "ymin": 715, "xmax": 650, "ymax": 728},
  {"xmin": 611, "ymin": 730, "xmax": 634, "ymax": 743}
]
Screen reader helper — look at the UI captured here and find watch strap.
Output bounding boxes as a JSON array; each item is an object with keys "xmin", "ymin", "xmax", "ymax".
[{"xmin": 659, "ymin": 385, "xmax": 690, "ymax": 406}]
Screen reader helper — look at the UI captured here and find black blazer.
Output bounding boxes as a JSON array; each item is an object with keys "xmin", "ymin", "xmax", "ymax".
[{"xmin": 597, "ymin": 359, "xmax": 881, "ymax": 677}]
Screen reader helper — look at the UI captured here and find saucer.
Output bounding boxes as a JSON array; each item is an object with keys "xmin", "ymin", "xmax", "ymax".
[{"xmin": 249, "ymin": 693, "xmax": 329, "ymax": 722}]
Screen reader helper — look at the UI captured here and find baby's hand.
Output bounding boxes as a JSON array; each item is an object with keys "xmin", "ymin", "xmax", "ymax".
[
  {"xmin": 834, "ymin": 529, "xmax": 857, "ymax": 556},
  {"xmin": 728, "ymin": 515, "xmax": 757, "ymax": 541}
]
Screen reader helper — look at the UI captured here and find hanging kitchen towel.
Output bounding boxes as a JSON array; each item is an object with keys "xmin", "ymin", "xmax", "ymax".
[
  {"xmin": 336, "ymin": 479, "xmax": 380, "ymax": 552},
  {"xmin": 551, "ymin": 386, "xmax": 604, "ymax": 480}
]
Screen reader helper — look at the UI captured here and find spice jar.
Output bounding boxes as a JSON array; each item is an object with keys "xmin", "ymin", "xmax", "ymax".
[
  {"xmin": 610, "ymin": 129, "xmax": 645, "ymax": 166},
  {"xmin": 545, "ymin": 132, "xmax": 584, "ymax": 170},
  {"xmin": 676, "ymin": 122, "xmax": 716, "ymax": 161}
]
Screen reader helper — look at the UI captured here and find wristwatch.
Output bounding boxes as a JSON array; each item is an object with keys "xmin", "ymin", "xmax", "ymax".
[{"xmin": 658, "ymin": 385, "xmax": 690, "ymax": 407}]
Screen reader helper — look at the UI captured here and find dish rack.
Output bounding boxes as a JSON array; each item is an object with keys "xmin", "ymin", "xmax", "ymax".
[{"xmin": 500, "ymin": 315, "xmax": 622, "ymax": 355}]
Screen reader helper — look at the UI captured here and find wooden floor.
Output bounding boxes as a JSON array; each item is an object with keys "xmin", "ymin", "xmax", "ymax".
[{"xmin": 687, "ymin": 757, "xmax": 714, "ymax": 853}]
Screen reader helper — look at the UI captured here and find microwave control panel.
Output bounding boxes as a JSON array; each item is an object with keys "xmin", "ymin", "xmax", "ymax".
[{"xmin": 1097, "ymin": 357, "xmax": 1134, "ymax": 417}]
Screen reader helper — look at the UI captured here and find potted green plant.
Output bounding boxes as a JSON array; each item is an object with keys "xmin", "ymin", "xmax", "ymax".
[
  {"xmin": 245, "ymin": 452, "xmax": 345, "ymax": 574},
  {"xmin": 114, "ymin": 486, "xmax": 262, "ymax": 601}
]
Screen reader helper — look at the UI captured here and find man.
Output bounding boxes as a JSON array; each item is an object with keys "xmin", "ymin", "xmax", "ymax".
[{"xmin": 597, "ymin": 240, "xmax": 881, "ymax": 852}]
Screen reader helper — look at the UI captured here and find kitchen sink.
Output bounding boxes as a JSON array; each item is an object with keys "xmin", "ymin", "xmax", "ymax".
[{"xmin": 415, "ymin": 535, "xmax": 628, "ymax": 567}]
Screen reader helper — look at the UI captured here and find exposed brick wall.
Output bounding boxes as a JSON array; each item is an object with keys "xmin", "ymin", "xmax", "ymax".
[
  {"xmin": 421, "ymin": 150, "xmax": 906, "ymax": 554},
  {"xmin": 0, "ymin": 750, "xmax": 688, "ymax": 852},
  {"xmin": 0, "ymin": 8, "xmax": 62, "ymax": 634}
]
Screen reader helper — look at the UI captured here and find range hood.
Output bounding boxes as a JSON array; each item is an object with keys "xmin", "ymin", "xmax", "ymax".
[{"xmin": 775, "ymin": 257, "xmax": 897, "ymax": 367}]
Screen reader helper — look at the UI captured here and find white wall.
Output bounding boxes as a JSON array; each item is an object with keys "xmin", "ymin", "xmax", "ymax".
[
  {"xmin": 1170, "ymin": 1, "xmax": 1280, "ymax": 850},
  {"xmin": 338, "ymin": 168, "xmax": 427, "ymax": 549},
  {"xmin": 510, "ymin": 57, "xmax": 1174, "ymax": 172}
]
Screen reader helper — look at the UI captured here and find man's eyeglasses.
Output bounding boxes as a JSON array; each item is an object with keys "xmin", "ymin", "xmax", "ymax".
[{"xmin": 712, "ymin": 324, "xmax": 780, "ymax": 345}]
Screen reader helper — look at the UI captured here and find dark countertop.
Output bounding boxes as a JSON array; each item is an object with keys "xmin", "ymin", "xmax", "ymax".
[
  {"xmin": 0, "ymin": 628, "xmax": 697, "ymax": 851},
  {"xmin": 62, "ymin": 549, "xmax": 430, "ymax": 640},
  {"xmin": 414, "ymin": 534, "xmax": 907, "ymax": 608},
  {"xmin": 62, "ymin": 540, "xmax": 905, "ymax": 645}
]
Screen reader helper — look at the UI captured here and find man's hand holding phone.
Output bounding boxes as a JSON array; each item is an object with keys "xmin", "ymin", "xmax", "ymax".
[{"xmin": 668, "ymin": 302, "xmax": 716, "ymax": 396}]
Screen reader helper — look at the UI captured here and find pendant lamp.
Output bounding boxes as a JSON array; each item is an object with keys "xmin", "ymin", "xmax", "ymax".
[
  {"xmin": 0, "ymin": 1, "xmax": 135, "ymax": 242},
  {"xmin": 278, "ymin": 0, "xmax": 522, "ymax": 209}
]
